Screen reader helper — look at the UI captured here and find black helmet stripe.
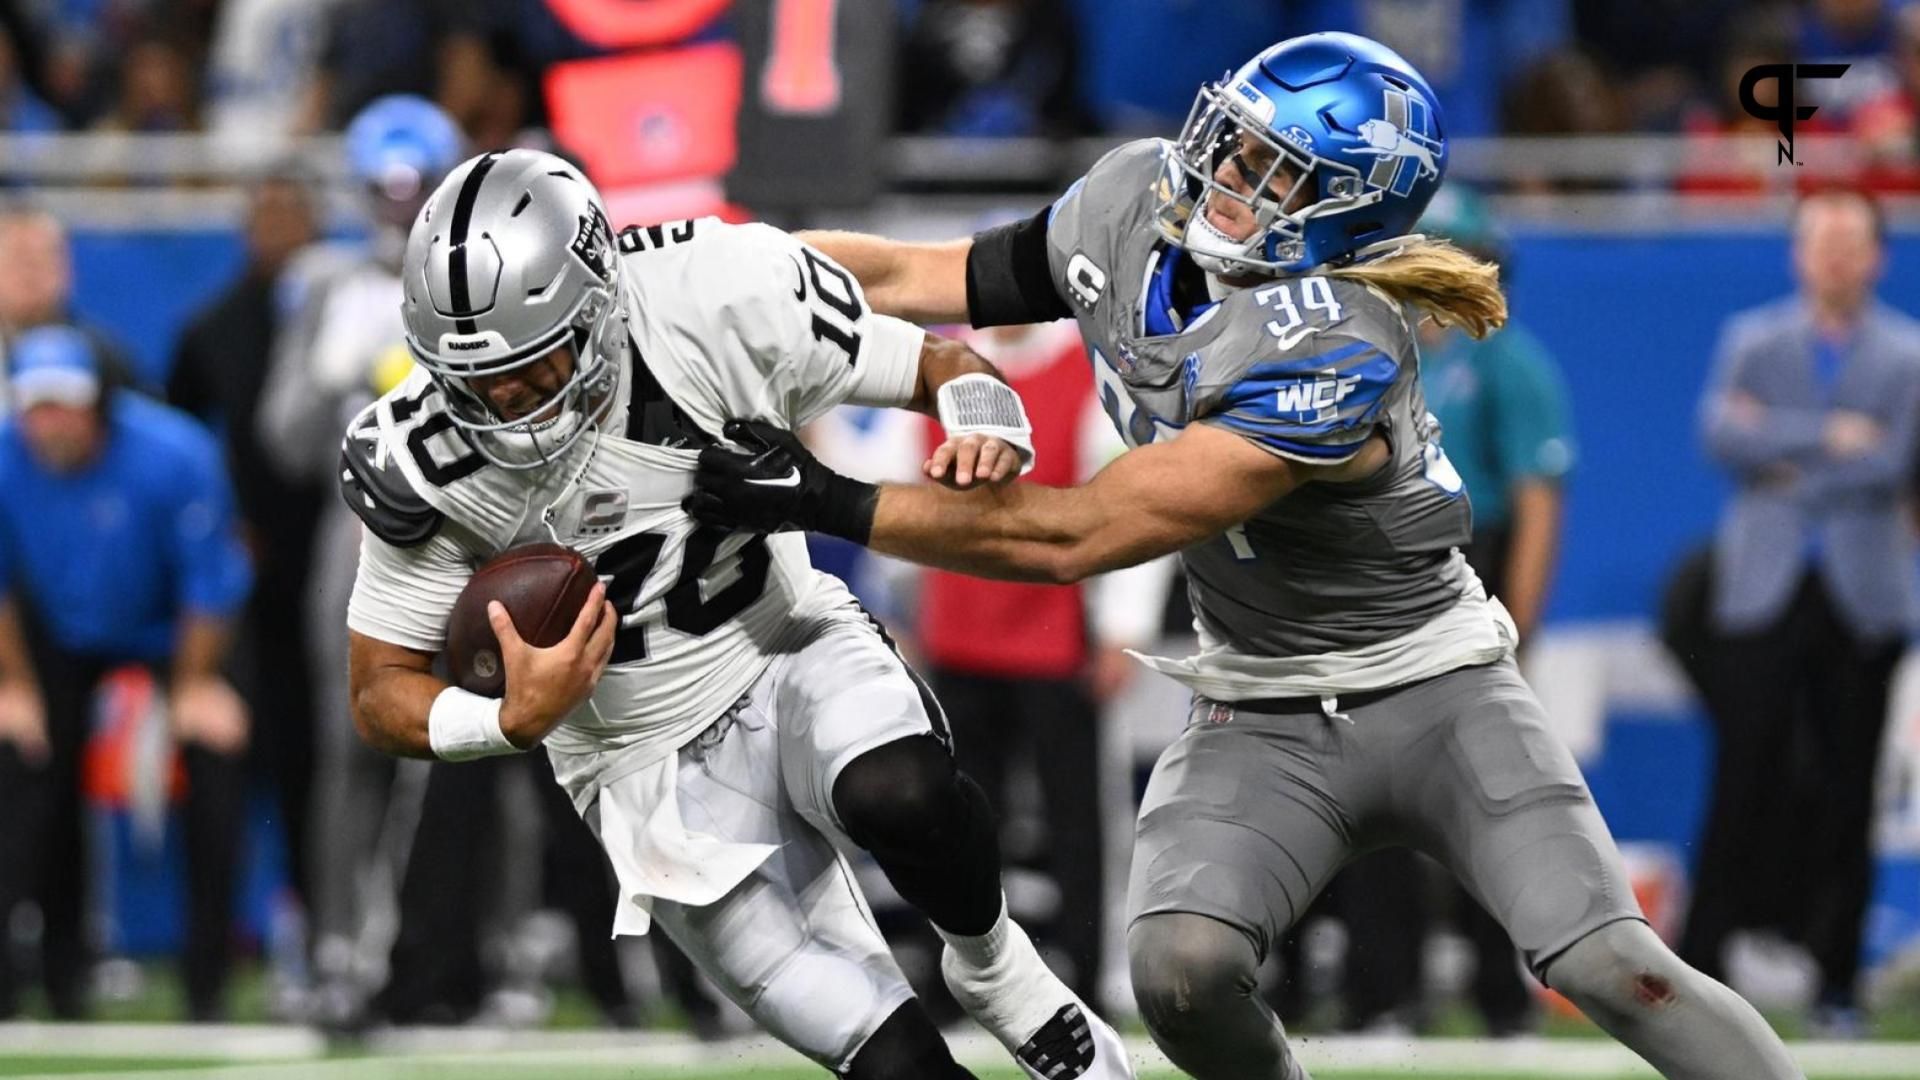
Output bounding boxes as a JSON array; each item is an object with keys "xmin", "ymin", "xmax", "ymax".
[{"xmin": 446, "ymin": 151, "xmax": 503, "ymax": 335}]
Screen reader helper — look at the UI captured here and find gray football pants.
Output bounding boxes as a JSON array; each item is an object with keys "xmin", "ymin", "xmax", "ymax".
[{"xmin": 1126, "ymin": 659, "xmax": 1801, "ymax": 1080}]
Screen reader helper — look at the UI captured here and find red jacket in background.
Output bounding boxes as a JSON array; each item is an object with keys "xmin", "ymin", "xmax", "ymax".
[{"xmin": 917, "ymin": 325, "xmax": 1097, "ymax": 680}]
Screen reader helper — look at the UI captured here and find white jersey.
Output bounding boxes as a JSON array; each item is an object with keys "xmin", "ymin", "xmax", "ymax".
[{"xmin": 343, "ymin": 219, "xmax": 927, "ymax": 805}]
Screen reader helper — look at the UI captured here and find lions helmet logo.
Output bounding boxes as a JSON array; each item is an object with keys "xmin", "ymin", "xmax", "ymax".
[
  {"xmin": 1354, "ymin": 89, "xmax": 1441, "ymax": 197},
  {"xmin": 569, "ymin": 203, "xmax": 616, "ymax": 283}
]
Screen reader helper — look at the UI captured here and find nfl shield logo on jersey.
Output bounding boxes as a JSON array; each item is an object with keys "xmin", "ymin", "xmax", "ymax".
[{"xmin": 1206, "ymin": 701, "xmax": 1234, "ymax": 726}]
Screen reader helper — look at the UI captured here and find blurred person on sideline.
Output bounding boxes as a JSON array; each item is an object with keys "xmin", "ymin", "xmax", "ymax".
[
  {"xmin": 167, "ymin": 167, "xmax": 326, "ymax": 996},
  {"xmin": 256, "ymin": 93, "xmax": 466, "ymax": 1019},
  {"xmin": 0, "ymin": 204, "xmax": 141, "ymax": 402},
  {"xmin": 0, "ymin": 326, "xmax": 252, "ymax": 1020},
  {"xmin": 1419, "ymin": 190, "xmax": 1574, "ymax": 651},
  {"xmin": 1685, "ymin": 188, "xmax": 1920, "ymax": 1036},
  {"xmin": 1310, "ymin": 187, "xmax": 1575, "ymax": 1037}
]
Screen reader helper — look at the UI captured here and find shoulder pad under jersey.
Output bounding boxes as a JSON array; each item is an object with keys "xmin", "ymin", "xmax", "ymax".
[{"xmin": 338, "ymin": 401, "xmax": 445, "ymax": 547}]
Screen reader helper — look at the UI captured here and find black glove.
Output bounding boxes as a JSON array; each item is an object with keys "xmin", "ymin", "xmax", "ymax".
[{"xmin": 683, "ymin": 419, "xmax": 880, "ymax": 544}]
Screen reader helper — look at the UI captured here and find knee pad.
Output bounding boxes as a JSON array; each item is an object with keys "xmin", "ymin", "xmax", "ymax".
[
  {"xmin": 843, "ymin": 1001, "xmax": 975, "ymax": 1080},
  {"xmin": 833, "ymin": 735, "xmax": 982, "ymax": 854},
  {"xmin": 1129, "ymin": 912, "xmax": 1263, "ymax": 1043}
]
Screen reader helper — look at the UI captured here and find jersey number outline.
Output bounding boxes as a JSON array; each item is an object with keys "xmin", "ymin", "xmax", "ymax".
[
  {"xmin": 595, "ymin": 526, "xmax": 773, "ymax": 664},
  {"xmin": 617, "ymin": 220, "xmax": 699, "ymax": 253},
  {"xmin": 390, "ymin": 384, "xmax": 485, "ymax": 486},
  {"xmin": 796, "ymin": 248, "xmax": 865, "ymax": 366},
  {"xmin": 1253, "ymin": 276, "xmax": 1343, "ymax": 347}
]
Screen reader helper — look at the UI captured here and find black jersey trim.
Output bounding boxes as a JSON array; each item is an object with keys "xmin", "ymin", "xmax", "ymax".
[{"xmin": 624, "ymin": 337, "xmax": 714, "ymax": 449}]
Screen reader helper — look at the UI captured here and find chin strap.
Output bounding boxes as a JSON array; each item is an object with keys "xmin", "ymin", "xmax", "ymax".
[
  {"xmin": 1350, "ymin": 232, "xmax": 1429, "ymax": 263},
  {"xmin": 1184, "ymin": 212, "xmax": 1267, "ymax": 277}
]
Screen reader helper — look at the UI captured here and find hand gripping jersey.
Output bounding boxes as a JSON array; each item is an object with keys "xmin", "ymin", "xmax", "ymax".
[
  {"xmin": 1039, "ymin": 140, "xmax": 1513, "ymax": 693},
  {"xmin": 341, "ymin": 219, "xmax": 922, "ymax": 803}
]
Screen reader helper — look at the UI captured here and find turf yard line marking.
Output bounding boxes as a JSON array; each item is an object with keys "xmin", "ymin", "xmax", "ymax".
[{"xmin": 0, "ymin": 1021, "xmax": 325, "ymax": 1060}]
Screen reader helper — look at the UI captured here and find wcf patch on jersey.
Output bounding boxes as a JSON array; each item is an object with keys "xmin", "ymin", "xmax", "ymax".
[{"xmin": 1275, "ymin": 369, "xmax": 1364, "ymax": 423}]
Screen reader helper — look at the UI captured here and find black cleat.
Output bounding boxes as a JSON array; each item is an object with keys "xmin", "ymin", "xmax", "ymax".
[{"xmin": 1015, "ymin": 1003, "xmax": 1098, "ymax": 1079}]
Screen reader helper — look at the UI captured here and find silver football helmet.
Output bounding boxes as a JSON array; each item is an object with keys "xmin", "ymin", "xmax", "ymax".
[{"xmin": 400, "ymin": 149, "xmax": 624, "ymax": 470}]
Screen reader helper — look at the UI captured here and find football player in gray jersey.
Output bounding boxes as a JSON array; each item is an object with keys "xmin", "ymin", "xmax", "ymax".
[{"xmin": 688, "ymin": 31, "xmax": 1802, "ymax": 1080}]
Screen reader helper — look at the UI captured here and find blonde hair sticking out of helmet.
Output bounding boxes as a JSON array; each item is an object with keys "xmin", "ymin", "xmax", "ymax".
[{"xmin": 1327, "ymin": 236, "xmax": 1508, "ymax": 340}]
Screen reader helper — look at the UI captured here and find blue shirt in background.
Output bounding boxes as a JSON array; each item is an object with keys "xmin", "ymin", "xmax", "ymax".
[
  {"xmin": 0, "ymin": 394, "xmax": 252, "ymax": 661},
  {"xmin": 1423, "ymin": 323, "xmax": 1575, "ymax": 530}
]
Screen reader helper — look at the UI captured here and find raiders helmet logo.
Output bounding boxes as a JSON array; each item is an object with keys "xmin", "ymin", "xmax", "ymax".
[{"xmin": 570, "ymin": 203, "xmax": 616, "ymax": 282}]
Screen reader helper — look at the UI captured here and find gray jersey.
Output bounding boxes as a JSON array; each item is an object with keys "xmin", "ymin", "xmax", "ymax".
[{"xmin": 1045, "ymin": 139, "xmax": 1481, "ymax": 661}]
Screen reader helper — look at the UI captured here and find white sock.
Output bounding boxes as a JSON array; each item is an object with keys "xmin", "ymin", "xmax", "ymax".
[
  {"xmin": 938, "ymin": 895, "xmax": 1075, "ymax": 1053},
  {"xmin": 936, "ymin": 895, "xmax": 1012, "ymax": 971}
]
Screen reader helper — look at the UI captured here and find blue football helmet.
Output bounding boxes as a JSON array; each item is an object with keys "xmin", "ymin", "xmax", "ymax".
[
  {"xmin": 344, "ymin": 95, "xmax": 465, "ymax": 203},
  {"xmin": 1155, "ymin": 32, "xmax": 1448, "ymax": 276}
]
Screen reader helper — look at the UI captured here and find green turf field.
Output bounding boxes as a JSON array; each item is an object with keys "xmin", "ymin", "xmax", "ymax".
[
  {"xmin": 5, "ymin": 961, "xmax": 1917, "ymax": 1079},
  {"xmin": 0, "ymin": 1066, "xmax": 1901, "ymax": 1080},
  {"xmin": 0, "ymin": 1060, "xmax": 1666, "ymax": 1068},
  {"xmin": 0, "ymin": 1037, "xmax": 1912, "ymax": 1076}
]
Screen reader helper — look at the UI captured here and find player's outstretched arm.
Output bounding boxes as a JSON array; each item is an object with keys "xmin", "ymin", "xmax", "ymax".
[
  {"xmin": 867, "ymin": 424, "xmax": 1330, "ymax": 583},
  {"xmin": 797, "ymin": 230, "xmax": 972, "ymax": 324},
  {"xmin": 688, "ymin": 420, "xmax": 1387, "ymax": 583}
]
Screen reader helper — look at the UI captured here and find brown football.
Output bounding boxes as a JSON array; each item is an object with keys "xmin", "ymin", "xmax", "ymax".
[{"xmin": 445, "ymin": 542, "xmax": 598, "ymax": 697}]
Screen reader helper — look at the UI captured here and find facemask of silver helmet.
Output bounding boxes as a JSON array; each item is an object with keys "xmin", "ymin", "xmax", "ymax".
[{"xmin": 400, "ymin": 149, "xmax": 624, "ymax": 471}]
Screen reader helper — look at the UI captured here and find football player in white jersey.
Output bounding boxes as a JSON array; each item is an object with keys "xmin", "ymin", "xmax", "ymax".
[{"xmin": 339, "ymin": 148, "xmax": 1132, "ymax": 1080}]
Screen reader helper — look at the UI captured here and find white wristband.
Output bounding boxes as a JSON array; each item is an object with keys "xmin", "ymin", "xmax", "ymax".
[
  {"xmin": 936, "ymin": 373, "xmax": 1036, "ymax": 475},
  {"xmin": 428, "ymin": 686, "xmax": 518, "ymax": 761}
]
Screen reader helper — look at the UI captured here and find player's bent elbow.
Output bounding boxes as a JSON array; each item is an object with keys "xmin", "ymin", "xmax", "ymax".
[
  {"xmin": 347, "ymin": 680, "xmax": 408, "ymax": 757},
  {"xmin": 348, "ymin": 692, "xmax": 384, "ymax": 752}
]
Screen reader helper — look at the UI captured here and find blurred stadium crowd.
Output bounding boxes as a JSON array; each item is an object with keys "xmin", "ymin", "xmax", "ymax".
[
  {"xmin": 1, "ymin": 0, "xmax": 1919, "ymax": 1060},
  {"xmin": 1, "ymin": 1, "xmax": 1920, "ymax": 169}
]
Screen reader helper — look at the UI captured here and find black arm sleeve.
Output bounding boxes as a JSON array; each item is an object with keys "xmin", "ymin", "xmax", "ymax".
[{"xmin": 965, "ymin": 206, "xmax": 1072, "ymax": 328}]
